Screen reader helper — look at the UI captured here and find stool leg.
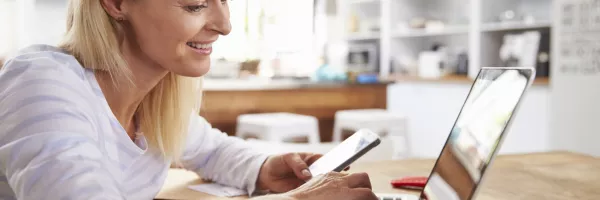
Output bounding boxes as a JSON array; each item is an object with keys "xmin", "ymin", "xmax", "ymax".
[
  {"xmin": 402, "ymin": 122, "xmax": 411, "ymax": 158},
  {"xmin": 390, "ymin": 121, "xmax": 411, "ymax": 159},
  {"xmin": 235, "ymin": 123, "xmax": 245, "ymax": 139},
  {"xmin": 308, "ymin": 125, "xmax": 320, "ymax": 144},
  {"xmin": 236, "ymin": 131, "xmax": 246, "ymax": 140},
  {"xmin": 333, "ymin": 122, "xmax": 343, "ymax": 143}
]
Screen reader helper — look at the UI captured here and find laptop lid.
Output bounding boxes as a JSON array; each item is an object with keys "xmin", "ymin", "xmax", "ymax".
[{"xmin": 419, "ymin": 67, "xmax": 536, "ymax": 200}]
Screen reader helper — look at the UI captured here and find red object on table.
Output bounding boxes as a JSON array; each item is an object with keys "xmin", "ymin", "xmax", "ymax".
[{"xmin": 391, "ymin": 176, "xmax": 428, "ymax": 190}]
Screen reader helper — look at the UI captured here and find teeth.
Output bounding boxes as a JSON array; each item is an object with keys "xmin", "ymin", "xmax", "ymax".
[{"xmin": 187, "ymin": 42, "xmax": 212, "ymax": 49}]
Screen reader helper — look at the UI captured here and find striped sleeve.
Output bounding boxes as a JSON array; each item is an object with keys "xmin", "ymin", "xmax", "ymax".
[
  {"xmin": 180, "ymin": 115, "xmax": 269, "ymax": 195},
  {"xmin": 0, "ymin": 55, "xmax": 125, "ymax": 199}
]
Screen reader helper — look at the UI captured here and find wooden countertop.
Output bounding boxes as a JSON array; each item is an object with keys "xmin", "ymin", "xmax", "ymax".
[
  {"xmin": 202, "ymin": 79, "xmax": 387, "ymax": 91},
  {"xmin": 156, "ymin": 151, "xmax": 600, "ymax": 200},
  {"xmin": 201, "ymin": 74, "xmax": 548, "ymax": 92},
  {"xmin": 381, "ymin": 75, "xmax": 550, "ymax": 86}
]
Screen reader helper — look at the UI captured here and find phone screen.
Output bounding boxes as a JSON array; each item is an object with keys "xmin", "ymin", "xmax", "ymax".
[{"xmin": 308, "ymin": 130, "xmax": 379, "ymax": 176}]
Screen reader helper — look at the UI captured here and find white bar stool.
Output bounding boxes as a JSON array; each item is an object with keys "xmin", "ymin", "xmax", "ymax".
[
  {"xmin": 333, "ymin": 109, "xmax": 411, "ymax": 159},
  {"xmin": 236, "ymin": 112, "xmax": 320, "ymax": 144}
]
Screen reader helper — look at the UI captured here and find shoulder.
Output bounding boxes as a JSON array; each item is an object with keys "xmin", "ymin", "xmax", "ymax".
[
  {"xmin": 0, "ymin": 45, "xmax": 94, "ymax": 101},
  {"xmin": 0, "ymin": 45, "xmax": 100, "ymax": 142},
  {"xmin": 1, "ymin": 44, "xmax": 87, "ymax": 82}
]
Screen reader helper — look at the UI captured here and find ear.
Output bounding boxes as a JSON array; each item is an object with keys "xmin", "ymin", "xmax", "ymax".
[{"xmin": 100, "ymin": 0, "xmax": 128, "ymax": 20}]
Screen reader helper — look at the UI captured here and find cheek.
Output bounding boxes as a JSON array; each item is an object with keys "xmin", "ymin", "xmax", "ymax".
[
  {"xmin": 154, "ymin": 18, "xmax": 199, "ymax": 57},
  {"xmin": 138, "ymin": 23, "xmax": 191, "ymax": 62},
  {"xmin": 172, "ymin": 22, "xmax": 212, "ymax": 74},
  {"xmin": 131, "ymin": 12, "xmax": 210, "ymax": 76},
  {"xmin": 131, "ymin": 17, "xmax": 183, "ymax": 64}
]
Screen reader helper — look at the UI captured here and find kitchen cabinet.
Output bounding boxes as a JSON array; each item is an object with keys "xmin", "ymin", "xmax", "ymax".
[
  {"xmin": 200, "ymin": 80, "xmax": 388, "ymax": 142},
  {"xmin": 387, "ymin": 81, "xmax": 550, "ymax": 158}
]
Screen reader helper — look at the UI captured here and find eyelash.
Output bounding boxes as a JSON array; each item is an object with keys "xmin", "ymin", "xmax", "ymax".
[{"xmin": 184, "ymin": 0, "xmax": 230, "ymax": 13}]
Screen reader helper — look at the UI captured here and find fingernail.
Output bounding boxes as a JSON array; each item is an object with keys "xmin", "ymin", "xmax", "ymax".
[{"xmin": 302, "ymin": 169, "xmax": 312, "ymax": 177}]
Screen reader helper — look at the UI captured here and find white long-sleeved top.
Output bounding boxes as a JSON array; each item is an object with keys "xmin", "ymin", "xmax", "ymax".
[{"xmin": 0, "ymin": 45, "xmax": 268, "ymax": 199}]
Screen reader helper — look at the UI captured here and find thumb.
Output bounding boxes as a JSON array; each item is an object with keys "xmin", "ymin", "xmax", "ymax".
[{"xmin": 283, "ymin": 153, "xmax": 312, "ymax": 180}]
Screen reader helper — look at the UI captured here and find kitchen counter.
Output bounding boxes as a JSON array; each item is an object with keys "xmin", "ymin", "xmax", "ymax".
[
  {"xmin": 199, "ymin": 74, "xmax": 548, "ymax": 143},
  {"xmin": 202, "ymin": 78, "xmax": 385, "ymax": 91},
  {"xmin": 199, "ymin": 79, "xmax": 388, "ymax": 142},
  {"xmin": 381, "ymin": 75, "xmax": 550, "ymax": 86},
  {"xmin": 202, "ymin": 74, "xmax": 548, "ymax": 92}
]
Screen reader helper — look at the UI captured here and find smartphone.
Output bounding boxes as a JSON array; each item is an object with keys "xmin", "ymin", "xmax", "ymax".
[{"xmin": 308, "ymin": 129, "xmax": 381, "ymax": 176}]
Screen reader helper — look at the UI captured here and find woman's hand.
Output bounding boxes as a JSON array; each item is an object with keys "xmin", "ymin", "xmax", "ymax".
[
  {"xmin": 256, "ymin": 153, "xmax": 322, "ymax": 193},
  {"xmin": 282, "ymin": 172, "xmax": 378, "ymax": 200}
]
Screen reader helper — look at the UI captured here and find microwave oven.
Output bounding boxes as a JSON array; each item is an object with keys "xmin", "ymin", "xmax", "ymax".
[{"xmin": 346, "ymin": 43, "xmax": 379, "ymax": 73}]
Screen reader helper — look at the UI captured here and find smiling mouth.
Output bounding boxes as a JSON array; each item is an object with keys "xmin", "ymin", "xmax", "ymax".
[{"xmin": 186, "ymin": 42, "xmax": 212, "ymax": 50}]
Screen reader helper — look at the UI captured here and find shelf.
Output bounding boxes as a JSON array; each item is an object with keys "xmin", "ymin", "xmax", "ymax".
[
  {"xmin": 393, "ymin": 26, "xmax": 469, "ymax": 38},
  {"xmin": 338, "ymin": 0, "xmax": 554, "ymax": 78},
  {"xmin": 347, "ymin": 33, "xmax": 380, "ymax": 41},
  {"xmin": 481, "ymin": 21, "xmax": 552, "ymax": 32}
]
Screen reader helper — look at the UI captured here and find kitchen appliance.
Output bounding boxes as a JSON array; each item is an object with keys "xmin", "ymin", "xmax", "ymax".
[{"xmin": 346, "ymin": 43, "xmax": 379, "ymax": 73}]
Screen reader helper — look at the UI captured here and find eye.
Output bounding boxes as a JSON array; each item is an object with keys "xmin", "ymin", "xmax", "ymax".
[
  {"xmin": 184, "ymin": 3, "xmax": 208, "ymax": 13},
  {"xmin": 221, "ymin": 0, "xmax": 229, "ymax": 4}
]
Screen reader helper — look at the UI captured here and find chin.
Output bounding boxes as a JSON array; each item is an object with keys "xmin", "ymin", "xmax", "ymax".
[
  {"xmin": 185, "ymin": 65, "xmax": 211, "ymax": 77},
  {"xmin": 173, "ymin": 60, "xmax": 211, "ymax": 77}
]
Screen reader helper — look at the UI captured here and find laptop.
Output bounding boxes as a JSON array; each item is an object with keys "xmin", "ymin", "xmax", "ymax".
[{"xmin": 376, "ymin": 67, "xmax": 536, "ymax": 200}]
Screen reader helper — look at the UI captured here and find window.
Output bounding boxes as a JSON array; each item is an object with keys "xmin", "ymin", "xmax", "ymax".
[
  {"xmin": 2, "ymin": 0, "xmax": 317, "ymax": 76},
  {"xmin": 213, "ymin": 0, "xmax": 316, "ymax": 77},
  {"xmin": 0, "ymin": 0, "xmax": 17, "ymax": 56}
]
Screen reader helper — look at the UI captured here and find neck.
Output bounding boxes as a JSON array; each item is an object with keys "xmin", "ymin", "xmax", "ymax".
[{"xmin": 95, "ymin": 41, "xmax": 168, "ymax": 137}]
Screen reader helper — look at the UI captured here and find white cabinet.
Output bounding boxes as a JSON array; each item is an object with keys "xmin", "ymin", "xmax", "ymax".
[
  {"xmin": 387, "ymin": 83, "xmax": 470, "ymax": 158},
  {"xmin": 387, "ymin": 83, "xmax": 551, "ymax": 158},
  {"xmin": 501, "ymin": 85, "xmax": 551, "ymax": 154},
  {"xmin": 340, "ymin": 0, "xmax": 556, "ymax": 158},
  {"xmin": 340, "ymin": 0, "xmax": 554, "ymax": 78}
]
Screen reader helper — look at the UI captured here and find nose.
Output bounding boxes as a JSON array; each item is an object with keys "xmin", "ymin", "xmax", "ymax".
[{"xmin": 205, "ymin": 0, "xmax": 232, "ymax": 36}]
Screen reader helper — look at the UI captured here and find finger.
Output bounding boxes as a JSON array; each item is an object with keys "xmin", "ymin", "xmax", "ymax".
[
  {"xmin": 283, "ymin": 153, "xmax": 312, "ymax": 180},
  {"xmin": 300, "ymin": 153, "xmax": 322, "ymax": 165},
  {"xmin": 345, "ymin": 172, "xmax": 372, "ymax": 189}
]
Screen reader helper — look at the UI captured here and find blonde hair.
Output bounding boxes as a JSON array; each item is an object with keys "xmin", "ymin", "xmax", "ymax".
[{"xmin": 59, "ymin": 0, "xmax": 201, "ymax": 160}]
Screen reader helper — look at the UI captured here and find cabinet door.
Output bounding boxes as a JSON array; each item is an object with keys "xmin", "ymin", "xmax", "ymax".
[
  {"xmin": 388, "ymin": 83, "xmax": 470, "ymax": 158},
  {"xmin": 388, "ymin": 83, "xmax": 550, "ymax": 158},
  {"xmin": 499, "ymin": 86, "xmax": 550, "ymax": 154}
]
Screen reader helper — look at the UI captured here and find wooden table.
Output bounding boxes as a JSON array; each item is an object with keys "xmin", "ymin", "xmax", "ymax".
[{"xmin": 156, "ymin": 152, "xmax": 600, "ymax": 200}]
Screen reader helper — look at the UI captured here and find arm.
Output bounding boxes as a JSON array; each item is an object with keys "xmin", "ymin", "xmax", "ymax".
[
  {"xmin": 0, "ymin": 56, "xmax": 125, "ymax": 199},
  {"xmin": 179, "ymin": 115, "xmax": 269, "ymax": 195}
]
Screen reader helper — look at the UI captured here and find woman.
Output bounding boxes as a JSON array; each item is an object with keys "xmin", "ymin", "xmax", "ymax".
[{"xmin": 0, "ymin": 0, "xmax": 377, "ymax": 199}]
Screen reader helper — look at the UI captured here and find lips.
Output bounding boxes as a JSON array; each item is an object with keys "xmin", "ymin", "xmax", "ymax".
[{"xmin": 186, "ymin": 42, "xmax": 212, "ymax": 50}]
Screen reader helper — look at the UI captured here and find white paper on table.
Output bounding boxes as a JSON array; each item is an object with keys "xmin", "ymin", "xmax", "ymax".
[{"xmin": 188, "ymin": 183, "xmax": 248, "ymax": 197}]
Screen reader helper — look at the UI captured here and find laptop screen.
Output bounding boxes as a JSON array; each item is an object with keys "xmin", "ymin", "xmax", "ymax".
[{"xmin": 420, "ymin": 68, "xmax": 534, "ymax": 200}]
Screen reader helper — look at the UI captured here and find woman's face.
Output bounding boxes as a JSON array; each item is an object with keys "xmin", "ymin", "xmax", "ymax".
[{"xmin": 120, "ymin": 0, "xmax": 231, "ymax": 77}]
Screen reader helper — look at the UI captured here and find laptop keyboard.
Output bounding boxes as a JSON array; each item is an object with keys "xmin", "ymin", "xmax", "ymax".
[{"xmin": 378, "ymin": 197, "xmax": 403, "ymax": 200}]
